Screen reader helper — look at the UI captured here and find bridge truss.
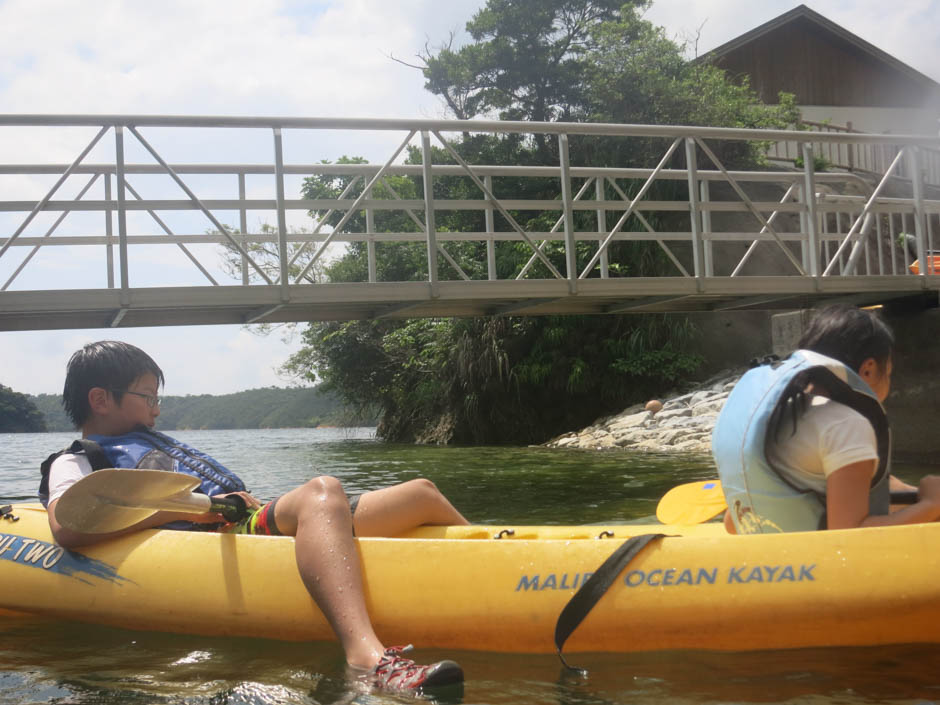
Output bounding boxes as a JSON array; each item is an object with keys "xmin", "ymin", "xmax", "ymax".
[{"xmin": 0, "ymin": 115, "xmax": 938, "ymax": 331}]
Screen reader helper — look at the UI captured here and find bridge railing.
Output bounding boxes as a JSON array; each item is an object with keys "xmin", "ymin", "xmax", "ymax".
[{"xmin": 0, "ymin": 115, "xmax": 938, "ymax": 325}]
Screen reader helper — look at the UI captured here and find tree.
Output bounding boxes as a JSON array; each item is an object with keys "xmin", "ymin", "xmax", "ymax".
[
  {"xmin": 271, "ymin": 0, "xmax": 801, "ymax": 444},
  {"xmin": 423, "ymin": 0, "xmax": 630, "ymax": 160},
  {"xmin": 0, "ymin": 385, "xmax": 47, "ymax": 433}
]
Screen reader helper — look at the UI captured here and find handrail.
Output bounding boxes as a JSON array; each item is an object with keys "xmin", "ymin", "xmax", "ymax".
[
  {"xmin": 1, "ymin": 113, "xmax": 938, "ymax": 145},
  {"xmin": 0, "ymin": 116, "xmax": 937, "ymax": 331}
]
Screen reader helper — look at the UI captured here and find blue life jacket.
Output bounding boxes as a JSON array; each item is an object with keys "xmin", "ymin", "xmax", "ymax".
[
  {"xmin": 712, "ymin": 350, "xmax": 890, "ymax": 534},
  {"xmin": 40, "ymin": 427, "xmax": 246, "ymax": 529}
]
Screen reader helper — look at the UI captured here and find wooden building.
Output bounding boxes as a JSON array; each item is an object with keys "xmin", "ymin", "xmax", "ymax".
[{"xmin": 699, "ymin": 4, "xmax": 940, "ymax": 135}]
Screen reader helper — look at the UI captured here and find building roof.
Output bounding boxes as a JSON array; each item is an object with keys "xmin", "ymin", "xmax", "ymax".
[{"xmin": 699, "ymin": 4, "xmax": 940, "ymax": 93}]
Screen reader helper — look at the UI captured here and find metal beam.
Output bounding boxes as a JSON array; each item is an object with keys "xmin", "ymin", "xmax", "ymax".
[
  {"xmin": 492, "ymin": 298, "xmax": 563, "ymax": 316},
  {"xmin": 0, "ymin": 115, "xmax": 937, "ymax": 332},
  {"xmin": 604, "ymin": 295, "xmax": 695, "ymax": 313},
  {"xmin": 244, "ymin": 304, "xmax": 284, "ymax": 324}
]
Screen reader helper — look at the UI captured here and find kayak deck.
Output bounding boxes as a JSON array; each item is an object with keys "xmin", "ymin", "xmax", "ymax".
[{"xmin": 1, "ymin": 503, "xmax": 938, "ymax": 654}]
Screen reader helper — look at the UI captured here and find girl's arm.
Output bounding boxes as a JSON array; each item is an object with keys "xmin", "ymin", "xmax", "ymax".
[{"xmin": 826, "ymin": 463, "xmax": 940, "ymax": 529}]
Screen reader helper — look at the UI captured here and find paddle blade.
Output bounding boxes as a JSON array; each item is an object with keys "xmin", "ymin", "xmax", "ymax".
[
  {"xmin": 656, "ymin": 480, "xmax": 726, "ymax": 525},
  {"xmin": 54, "ymin": 469, "xmax": 203, "ymax": 534}
]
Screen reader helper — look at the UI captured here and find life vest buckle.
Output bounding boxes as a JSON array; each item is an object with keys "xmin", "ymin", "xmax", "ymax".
[{"xmin": 0, "ymin": 505, "xmax": 19, "ymax": 522}]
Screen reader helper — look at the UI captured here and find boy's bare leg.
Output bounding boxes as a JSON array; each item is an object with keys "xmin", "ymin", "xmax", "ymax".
[
  {"xmin": 273, "ymin": 476, "xmax": 384, "ymax": 670},
  {"xmin": 353, "ymin": 479, "xmax": 469, "ymax": 537}
]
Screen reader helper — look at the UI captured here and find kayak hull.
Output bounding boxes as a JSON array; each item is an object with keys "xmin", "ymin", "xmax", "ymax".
[{"xmin": 1, "ymin": 504, "xmax": 938, "ymax": 653}]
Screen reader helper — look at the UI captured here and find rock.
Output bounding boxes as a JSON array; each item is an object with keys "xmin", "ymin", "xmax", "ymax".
[
  {"xmin": 692, "ymin": 400, "xmax": 726, "ymax": 416},
  {"xmin": 619, "ymin": 403, "xmax": 646, "ymax": 417},
  {"xmin": 657, "ymin": 415, "xmax": 706, "ymax": 429},
  {"xmin": 608, "ymin": 410, "xmax": 652, "ymax": 431},
  {"xmin": 666, "ymin": 393, "xmax": 695, "ymax": 406},
  {"xmin": 543, "ymin": 366, "xmax": 745, "ymax": 455},
  {"xmin": 657, "ymin": 429, "xmax": 687, "ymax": 445},
  {"xmin": 689, "ymin": 390, "xmax": 716, "ymax": 406},
  {"xmin": 633, "ymin": 439, "xmax": 667, "ymax": 452},
  {"xmin": 672, "ymin": 439, "xmax": 711, "ymax": 452},
  {"xmin": 654, "ymin": 407, "xmax": 692, "ymax": 422}
]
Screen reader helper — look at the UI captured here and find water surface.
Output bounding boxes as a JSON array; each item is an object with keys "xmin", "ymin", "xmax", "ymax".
[{"xmin": 2, "ymin": 429, "xmax": 937, "ymax": 705}]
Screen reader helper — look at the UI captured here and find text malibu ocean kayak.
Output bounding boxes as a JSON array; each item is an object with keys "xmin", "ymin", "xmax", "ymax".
[{"xmin": 0, "ymin": 503, "xmax": 938, "ymax": 653}]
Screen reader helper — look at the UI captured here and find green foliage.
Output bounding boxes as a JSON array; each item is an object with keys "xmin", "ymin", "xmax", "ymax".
[
  {"xmin": 155, "ymin": 386, "xmax": 361, "ymax": 430},
  {"xmin": 793, "ymin": 153, "xmax": 830, "ymax": 172},
  {"xmin": 425, "ymin": 0, "xmax": 627, "ymax": 125},
  {"xmin": 268, "ymin": 0, "xmax": 804, "ymax": 444},
  {"xmin": 29, "ymin": 394, "xmax": 71, "ymax": 431},
  {"xmin": 286, "ymin": 315, "xmax": 700, "ymax": 444},
  {"xmin": 29, "ymin": 387, "xmax": 364, "ymax": 432},
  {"xmin": 0, "ymin": 385, "xmax": 47, "ymax": 433}
]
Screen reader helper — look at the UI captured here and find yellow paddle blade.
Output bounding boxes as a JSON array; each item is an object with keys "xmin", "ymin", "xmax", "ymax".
[
  {"xmin": 656, "ymin": 480, "xmax": 726, "ymax": 525},
  {"xmin": 54, "ymin": 469, "xmax": 204, "ymax": 534}
]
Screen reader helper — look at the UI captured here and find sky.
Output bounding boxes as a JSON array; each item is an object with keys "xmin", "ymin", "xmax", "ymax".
[{"xmin": 1, "ymin": 0, "xmax": 939, "ymax": 396}]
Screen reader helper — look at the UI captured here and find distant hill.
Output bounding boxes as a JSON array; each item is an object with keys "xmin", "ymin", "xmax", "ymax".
[
  {"xmin": 29, "ymin": 386, "xmax": 373, "ymax": 432},
  {"xmin": 0, "ymin": 384, "xmax": 47, "ymax": 432}
]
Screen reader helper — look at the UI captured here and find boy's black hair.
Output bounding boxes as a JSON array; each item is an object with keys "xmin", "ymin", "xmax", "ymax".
[
  {"xmin": 62, "ymin": 341, "xmax": 164, "ymax": 428},
  {"xmin": 798, "ymin": 303, "xmax": 894, "ymax": 372}
]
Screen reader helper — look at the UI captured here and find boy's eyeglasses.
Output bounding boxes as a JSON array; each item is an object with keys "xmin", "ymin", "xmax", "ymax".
[{"xmin": 113, "ymin": 389, "xmax": 161, "ymax": 408}]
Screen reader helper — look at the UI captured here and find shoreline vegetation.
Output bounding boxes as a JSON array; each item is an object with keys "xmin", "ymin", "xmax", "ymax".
[{"xmin": 8, "ymin": 386, "xmax": 369, "ymax": 433}]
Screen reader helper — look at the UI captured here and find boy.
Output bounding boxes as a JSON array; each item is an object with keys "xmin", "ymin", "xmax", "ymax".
[{"xmin": 42, "ymin": 341, "xmax": 469, "ymax": 693}]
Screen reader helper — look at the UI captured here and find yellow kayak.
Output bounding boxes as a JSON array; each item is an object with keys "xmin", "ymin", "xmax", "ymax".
[{"xmin": 1, "ymin": 503, "xmax": 938, "ymax": 653}]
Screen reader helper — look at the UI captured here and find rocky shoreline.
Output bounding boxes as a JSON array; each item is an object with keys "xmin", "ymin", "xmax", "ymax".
[{"xmin": 544, "ymin": 369, "xmax": 745, "ymax": 454}]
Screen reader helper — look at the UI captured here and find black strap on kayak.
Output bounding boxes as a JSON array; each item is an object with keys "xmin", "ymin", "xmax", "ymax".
[{"xmin": 554, "ymin": 532, "xmax": 667, "ymax": 676}]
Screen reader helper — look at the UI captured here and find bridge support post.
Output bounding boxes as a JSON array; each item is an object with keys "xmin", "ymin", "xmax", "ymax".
[
  {"xmin": 684, "ymin": 138, "xmax": 705, "ymax": 287},
  {"xmin": 421, "ymin": 131, "xmax": 439, "ymax": 296},
  {"xmin": 238, "ymin": 173, "xmax": 249, "ymax": 285},
  {"xmin": 365, "ymin": 173, "xmax": 377, "ymax": 284},
  {"xmin": 700, "ymin": 179, "xmax": 714, "ymax": 277},
  {"xmin": 114, "ymin": 125, "xmax": 130, "ymax": 300},
  {"xmin": 558, "ymin": 134, "xmax": 578, "ymax": 294},
  {"xmin": 802, "ymin": 144, "xmax": 821, "ymax": 278},
  {"xmin": 485, "ymin": 175, "xmax": 496, "ymax": 281},
  {"xmin": 907, "ymin": 147, "xmax": 929, "ymax": 276},
  {"xmin": 273, "ymin": 128, "xmax": 291, "ymax": 302},
  {"xmin": 595, "ymin": 177, "xmax": 608, "ymax": 278},
  {"xmin": 104, "ymin": 173, "xmax": 115, "ymax": 289}
]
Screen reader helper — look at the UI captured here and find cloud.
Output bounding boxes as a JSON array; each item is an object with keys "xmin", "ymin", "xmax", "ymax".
[
  {"xmin": 0, "ymin": 0, "xmax": 479, "ymax": 119},
  {"xmin": 2, "ymin": 0, "xmax": 938, "ymax": 396},
  {"xmin": 0, "ymin": 325, "xmax": 305, "ymax": 395}
]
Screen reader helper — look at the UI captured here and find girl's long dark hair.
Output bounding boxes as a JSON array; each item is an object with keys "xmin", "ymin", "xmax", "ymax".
[{"xmin": 772, "ymin": 304, "xmax": 893, "ymax": 441}]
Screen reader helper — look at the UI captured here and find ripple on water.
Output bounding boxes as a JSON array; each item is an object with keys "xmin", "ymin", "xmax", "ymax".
[{"xmin": 1, "ymin": 430, "xmax": 939, "ymax": 705}]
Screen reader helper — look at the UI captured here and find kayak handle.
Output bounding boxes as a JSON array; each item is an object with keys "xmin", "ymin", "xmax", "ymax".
[{"xmin": 208, "ymin": 494, "xmax": 249, "ymax": 522}]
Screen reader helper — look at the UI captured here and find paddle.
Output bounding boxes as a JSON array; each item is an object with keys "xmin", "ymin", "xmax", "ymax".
[
  {"xmin": 656, "ymin": 479, "xmax": 921, "ymax": 525},
  {"xmin": 54, "ymin": 469, "xmax": 248, "ymax": 534},
  {"xmin": 655, "ymin": 480, "xmax": 726, "ymax": 524}
]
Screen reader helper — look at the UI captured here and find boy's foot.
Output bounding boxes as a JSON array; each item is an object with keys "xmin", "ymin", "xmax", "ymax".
[{"xmin": 361, "ymin": 645, "xmax": 463, "ymax": 693}]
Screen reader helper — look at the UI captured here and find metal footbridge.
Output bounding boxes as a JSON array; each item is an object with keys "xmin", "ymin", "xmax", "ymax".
[{"xmin": 1, "ymin": 115, "xmax": 938, "ymax": 331}]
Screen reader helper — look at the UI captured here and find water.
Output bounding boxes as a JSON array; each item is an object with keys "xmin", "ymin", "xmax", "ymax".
[{"xmin": 2, "ymin": 429, "xmax": 939, "ymax": 705}]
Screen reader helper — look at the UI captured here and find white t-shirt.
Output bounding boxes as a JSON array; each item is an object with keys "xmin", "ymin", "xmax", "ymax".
[
  {"xmin": 766, "ymin": 396, "xmax": 878, "ymax": 494},
  {"xmin": 46, "ymin": 454, "xmax": 94, "ymax": 505}
]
